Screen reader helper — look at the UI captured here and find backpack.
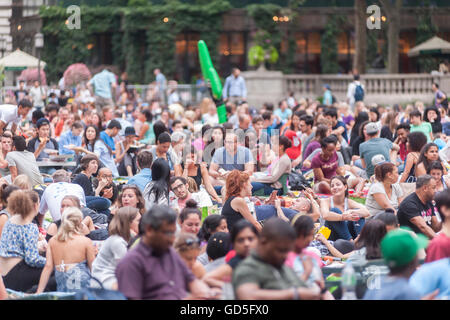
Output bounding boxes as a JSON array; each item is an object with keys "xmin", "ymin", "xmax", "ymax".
[
  {"xmin": 354, "ymin": 84, "xmax": 364, "ymax": 102},
  {"xmin": 332, "ymin": 95, "xmax": 337, "ymax": 104},
  {"xmin": 441, "ymin": 91, "xmax": 449, "ymax": 109},
  {"xmin": 288, "ymin": 170, "xmax": 313, "ymax": 191}
]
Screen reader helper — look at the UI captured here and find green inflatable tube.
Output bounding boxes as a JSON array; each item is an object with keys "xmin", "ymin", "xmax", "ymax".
[{"xmin": 198, "ymin": 40, "xmax": 227, "ymax": 124}]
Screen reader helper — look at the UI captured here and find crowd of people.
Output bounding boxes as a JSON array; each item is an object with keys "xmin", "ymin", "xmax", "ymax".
[{"xmin": 0, "ymin": 69, "xmax": 449, "ymax": 300}]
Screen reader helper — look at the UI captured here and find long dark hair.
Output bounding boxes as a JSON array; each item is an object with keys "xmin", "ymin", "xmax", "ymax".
[
  {"xmin": 358, "ymin": 120, "xmax": 370, "ymax": 140},
  {"xmin": 153, "ymin": 120, "xmax": 169, "ymax": 143},
  {"xmin": 230, "ymin": 220, "xmax": 258, "ymax": 245},
  {"xmin": 83, "ymin": 125, "xmax": 100, "ymax": 149},
  {"xmin": 330, "ymin": 175, "xmax": 349, "ymax": 198},
  {"xmin": 418, "ymin": 142, "xmax": 441, "ymax": 173},
  {"xmin": 351, "ymin": 111, "xmax": 369, "ymax": 144},
  {"xmin": 205, "ymin": 125, "xmax": 225, "ymax": 154},
  {"xmin": 198, "ymin": 214, "xmax": 227, "ymax": 242},
  {"xmin": 423, "ymin": 106, "xmax": 441, "ymax": 124},
  {"xmin": 354, "ymin": 219, "xmax": 387, "ymax": 260},
  {"xmin": 148, "ymin": 158, "xmax": 171, "ymax": 203}
]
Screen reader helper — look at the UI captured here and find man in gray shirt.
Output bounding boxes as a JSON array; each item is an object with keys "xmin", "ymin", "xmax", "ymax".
[
  {"xmin": 209, "ymin": 132, "xmax": 254, "ymax": 186},
  {"xmin": 6, "ymin": 135, "xmax": 43, "ymax": 186}
]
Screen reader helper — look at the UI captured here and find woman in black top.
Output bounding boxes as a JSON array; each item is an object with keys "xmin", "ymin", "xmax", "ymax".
[
  {"xmin": 182, "ymin": 146, "xmax": 221, "ymax": 203},
  {"xmin": 72, "ymin": 154, "xmax": 98, "ymax": 196},
  {"xmin": 380, "ymin": 111, "xmax": 398, "ymax": 142},
  {"xmin": 221, "ymin": 170, "xmax": 262, "ymax": 233},
  {"xmin": 424, "ymin": 106, "xmax": 443, "ymax": 135},
  {"xmin": 349, "ymin": 112, "xmax": 369, "ymax": 147},
  {"xmin": 72, "ymin": 154, "xmax": 111, "ymax": 216},
  {"xmin": 351, "ymin": 120, "xmax": 370, "ymax": 161}
]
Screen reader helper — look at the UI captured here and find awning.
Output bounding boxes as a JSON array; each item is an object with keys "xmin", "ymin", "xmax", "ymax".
[
  {"xmin": 0, "ymin": 48, "xmax": 47, "ymax": 70},
  {"xmin": 408, "ymin": 36, "xmax": 450, "ymax": 57}
]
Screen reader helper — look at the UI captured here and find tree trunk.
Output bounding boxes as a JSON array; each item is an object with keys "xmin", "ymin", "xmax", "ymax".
[
  {"xmin": 381, "ymin": 0, "xmax": 402, "ymax": 74},
  {"xmin": 353, "ymin": 0, "xmax": 367, "ymax": 74}
]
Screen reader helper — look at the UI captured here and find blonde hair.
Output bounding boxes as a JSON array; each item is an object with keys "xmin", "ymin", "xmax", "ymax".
[
  {"xmin": 200, "ymin": 98, "xmax": 213, "ymax": 115},
  {"xmin": 415, "ymin": 101, "xmax": 425, "ymax": 110},
  {"xmin": 13, "ymin": 174, "xmax": 32, "ymax": 190},
  {"xmin": 186, "ymin": 177, "xmax": 199, "ymax": 193},
  {"xmin": 185, "ymin": 110, "xmax": 196, "ymax": 122},
  {"xmin": 56, "ymin": 207, "xmax": 83, "ymax": 242}
]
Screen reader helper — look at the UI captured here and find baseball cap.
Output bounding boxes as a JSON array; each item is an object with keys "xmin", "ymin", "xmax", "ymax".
[
  {"xmin": 36, "ymin": 117, "xmax": 50, "ymax": 129},
  {"xmin": 381, "ymin": 229, "xmax": 429, "ymax": 268},
  {"xmin": 206, "ymin": 232, "xmax": 232, "ymax": 260},
  {"xmin": 124, "ymin": 127, "xmax": 138, "ymax": 137},
  {"xmin": 371, "ymin": 154, "xmax": 386, "ymax": 166},
  {"xmin": 284, "ymin": 130, "xmax": 302, "ymax": 160},
  {"xmin": 365, "ymin": 122, "xmax": 380, "ymax": 135}
]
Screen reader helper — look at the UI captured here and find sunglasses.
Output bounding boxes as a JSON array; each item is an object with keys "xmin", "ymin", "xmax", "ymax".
[{"xmin": 183, "ymin": 238, "xmax": 201, "ymax": 246}]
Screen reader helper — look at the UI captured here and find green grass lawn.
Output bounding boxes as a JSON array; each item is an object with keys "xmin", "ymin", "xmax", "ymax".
[{"xmin": 350, "ymin": 197, "xmax": 366, "ymax": 205}]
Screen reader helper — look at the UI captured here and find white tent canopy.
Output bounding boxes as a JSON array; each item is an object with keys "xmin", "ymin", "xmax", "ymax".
[
  {"xmin": 0, "ymin": 48, "xmax": 46, "ymax": 70},
  {"xmin": 408, "ymin": 36, "xmax": 450, "ymax": 57}
]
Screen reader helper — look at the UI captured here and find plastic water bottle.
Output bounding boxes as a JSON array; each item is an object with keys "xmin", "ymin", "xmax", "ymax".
[
  {"xmin": 245, "ymin": 197, "xmax": 256, "ymax": 220},
  {"xmin": 341, "ymin": 262, "xmax": 357, "ymax": 300}
]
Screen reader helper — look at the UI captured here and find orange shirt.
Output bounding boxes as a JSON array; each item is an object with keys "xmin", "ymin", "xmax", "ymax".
[{"xmin": 54, "ymin": 119, "xmax": 65, "ymax": 137}]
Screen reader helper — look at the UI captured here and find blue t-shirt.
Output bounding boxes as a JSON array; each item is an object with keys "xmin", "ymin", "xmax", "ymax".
[
  {"xmin": 94, "ymin": 140, "xmax": 119, "ymax": 177},
  {"xmin": 363, "ymin": 276, "xmax": 421, "ymax": 300},
  {"xmin": 409, "ymin": 258, "xmax": 450, "ymax": 299},
  {"xmin": 211, "ymin": 146, "xmax": 254, "ymax": 172},
  {"xmin": 333, "ymin": 120, "xmax": 349, "ymax": 142},
  {"xmin": 87, "ymin": 69, "xmax": 116, "ymax": 99},
  {"xmin": 100, "ymin": 131, "xmax": 115, "ymax": 151},
  {"xmin": 359, "ymin": 137, "xmax": 393, "ymax": 177},
  {"xmin": 274, "ymin": 108, "xmax": 292, "ymax": 122},
  {"xmin": 127, "ymin": 168, "xmax": 152, "ymax": 194}
]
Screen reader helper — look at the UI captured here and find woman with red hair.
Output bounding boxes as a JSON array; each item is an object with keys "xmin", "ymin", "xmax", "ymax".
[{"xmin": 221, "ymin": 170, "xmax": 262, "ymax": 233}]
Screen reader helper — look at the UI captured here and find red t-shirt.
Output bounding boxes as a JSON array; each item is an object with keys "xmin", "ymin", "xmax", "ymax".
[
  {"xmin": 311, "ymin": 151, "xmax": 339, "ymax": 182},
  {"xmin": 425, "ymin": 232, "xmax": 450, "ymax": 263},
  {"xmin": 284, "ymin": 130, "xmax": 302, "ymax": 160}
]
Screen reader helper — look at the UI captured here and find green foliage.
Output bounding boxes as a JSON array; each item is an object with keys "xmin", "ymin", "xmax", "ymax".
[
  {"xmin": 320, "ymin": 15, "xmax": 341, "ymax": 74},
  {"xmin": 246, "ymin": 4, "xmax": 283, "ymax": 70},
  {"xmin": 248, "ymin": 46, "xmax": 265, "ymax": 67},
  {"xmin": 0, "ymin": 65, "xmax": 5, "ymax": 85},
  {"xmin": 248, "ymin": 30, "xmax": 279, "ymax": 67},
  {"xmin": 416, "ymin": 0, "xmax": 439, "ymax": 73},
  {"xmin": 40, "ymin": 1, "xmax": 230, "ymax": 83}
]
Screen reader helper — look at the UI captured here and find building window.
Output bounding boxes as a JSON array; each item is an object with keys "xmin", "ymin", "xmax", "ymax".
[
  {"xmin": 175, "ymin": 32, "xmax": 200, "ymax": 83},
  {"xmin": 218, "ymin": 32, "xmax": 246, "ymax": 77}
]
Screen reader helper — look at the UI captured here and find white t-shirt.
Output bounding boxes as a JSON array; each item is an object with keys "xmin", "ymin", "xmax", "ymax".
[
  {"xmin": 365, "ymin": 182, "xmax": 404, "ymax": 217},
  {"xmin": 29, "ymin": 86, "xmax": 45, "ymax": 106},
  {"xmin": 39, "ymin": 182, "xmax": 86, "ymax": 222},
  {"xmin": 0, "ymin": 104, "xmax": 20, "ymax": 126}
]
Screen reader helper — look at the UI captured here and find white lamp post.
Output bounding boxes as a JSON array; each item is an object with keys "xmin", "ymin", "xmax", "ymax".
[{"xmin": 34, "ymin": 33, "xmax": 44, "ymax": 99}]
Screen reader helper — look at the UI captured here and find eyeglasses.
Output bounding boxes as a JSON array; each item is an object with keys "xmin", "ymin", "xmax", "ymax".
[
  {"xmin": 101, "ymin": 175, "xmax": 113, "ymax": 179},
  {"xmin": 171, "ymin": 184, "xmax": 185, "ymax": 191}
]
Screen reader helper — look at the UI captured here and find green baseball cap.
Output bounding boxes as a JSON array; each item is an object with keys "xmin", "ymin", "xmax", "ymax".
[{"xmin": 381, "ymin": 229, "xmax": 429, "ymax": 268}]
